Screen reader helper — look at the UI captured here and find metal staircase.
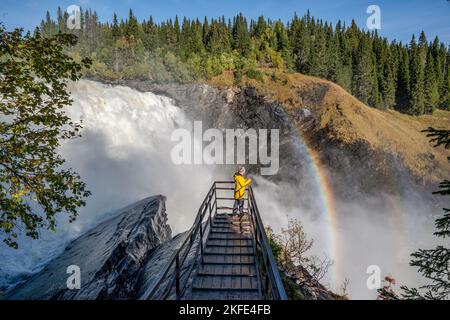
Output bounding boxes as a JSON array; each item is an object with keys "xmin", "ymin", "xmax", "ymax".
[{"xmin": 140, "ymin": 181, "xmax": 287, "ymax": 300}]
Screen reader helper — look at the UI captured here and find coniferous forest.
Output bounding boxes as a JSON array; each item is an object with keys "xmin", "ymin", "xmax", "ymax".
[{"xmin": 38, "ymin": 8, "xmax": 450, "ymax": 115}]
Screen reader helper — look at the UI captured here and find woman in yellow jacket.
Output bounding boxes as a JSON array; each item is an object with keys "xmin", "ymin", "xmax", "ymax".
[{"xmin": 233, "ymin": 166, "xmax": 251, "ymax": 216}]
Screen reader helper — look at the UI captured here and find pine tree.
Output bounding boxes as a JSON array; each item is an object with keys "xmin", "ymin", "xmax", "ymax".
[
  {"xmin": 334, "ymin": 21, "xmax": 353, "ymax": 91},
  {"xmin": 308, "ymin": 24, "xmax": 328, "ymax": 78},
  {"xmin": 381, "ymin": 45, "xmax": 397, "ymax": 108},
  {"xmin": 431, "ymin": 37, "xmax": 445, "ymax": 103},
  {"xmin": 202, "ymin": 16, "xmax": 209, "ymax": 45},
  {"xmin": 179, "ymin": 17, "xmax": 190, "ymax": 58},
  {"xmin": 409, "ymin": 35, "xmax": 426, "ymax": 115},
  {"xmin": 396, "ymin": 47, "xmax": 411, "ymax": 111},
  {"xmin": 112, "ymin": 13, "xmax": 120, "ymax": 39},
  {"xmin": 174, "ymin": 16, "xmax": 181, "ymax": 44},
  {"xmin": 190, "ymin": 19, "xmax": 204, "ymax": 55},
  {"xmin": 273, "ymin": 20, "xmax": 291, "ymax": 68},
  {"xmin": 442, "ymin": 49, "xmax": 450, "ymax": 110},
  {"xmin": 352, "ymin": 37, "xmax": 380, "ymax": 107},
  {"xmin": 41, "ymin": 10, "xmax": 56, "ymax": 36},
  {"xmin": 232, "ymin": 13, "xmax": 251, "ymax": 57},
  {"xmin": 289, "ymin": 14, "xmax": 310, "ymax": 73},
  {"xmin": 325, "ymin": 26, "xmax": 342, "ymax": 83},
  {"xmin": 205, "ymin": 19, "xmax": 231, "ymax": 55},
  {"xmin": 252, "ymin": 16, "xmax": 267, "ymax": 39},
  {"xmin": 424, "ymin": 50, "xmax": 440, "ymax": 113},
  {"xmin": 56, "ymin": 6, "xmax": 65, "ymax": 33},
  {"xmin": 125, "ymin": 9, "xmax": 140, "ymax": 40},
  {"xmin": 165, "ymin": 19, "xmax": 178, "ymax": 50},
  {"xmin": 142, "ymin": 17, "xmax": 159, "ymax": 51}
]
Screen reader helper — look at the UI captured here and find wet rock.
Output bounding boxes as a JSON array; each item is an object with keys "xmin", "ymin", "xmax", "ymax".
[{"xmin": 5, "ymin": 195, "xmax": 171, "ymax": 300}]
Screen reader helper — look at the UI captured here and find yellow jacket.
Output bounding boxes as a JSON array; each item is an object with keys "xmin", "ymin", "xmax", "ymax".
[{"xmin": 234, "ymin": 174, "xmax": 251, "ymax": 200}]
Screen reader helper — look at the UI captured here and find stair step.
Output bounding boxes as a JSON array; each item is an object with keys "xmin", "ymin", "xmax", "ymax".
[
  {"xmin": 210, "ymin": 225, "xmax": 251, "ymax": 232},
  {"xmin": 214, "ymin": 215, "xmax": 250, "ymax": 221},
  {"xmin": 202, "ymin": 255, "xmax": 255, "ymax": 265},
  {"xmin": 208, "ymin": 233, "xmax": 252, "ymax": 240},
  {"xmin": 197, "ymin": 272, "xmax": 256, "ymax": 277},
  {"xmin": 199, "ymin": 264, "xmax": 257, "ymax": 276},
  {"xmin": 192, "ymin": 275, "xmax": 259, "ymax": 291},
  {"xmin": 212, "ymin": 222, "xmax": 251, "ymax": 227},
  {"xmin": 214, "ymin": 216, "xmax": 250, "ymax": 221},
  {"xmin": 188, "ymin": 290, "xmax": 261, "ymax": 300},
  {"xmin": 204, "ymin": 246, "xmax": 254, "ymax": 255},
  {"xmin": 204, "ymin": 252, "xmax": 253, "ymax": 256},
  {"xmin": 210, "ymin": 227, "xmax": 241, "ymax": 233},
  {"xmin": 213, "ymin": 221, "xmax": 250, "ymax": 225},
  {"xmin": 208, "ymin": 236, "xmax": 252, "ymax": 241},
  {"xmin": 206, "ymin": 240, "xmax": 253, "ymax": 247},
  {"xmin": 210, "ymin": 229, "xmax": 252, "ymax": 235},
  {"xmin": 207, "ymin": 239, "xmax": 253, "ymax": 246}
]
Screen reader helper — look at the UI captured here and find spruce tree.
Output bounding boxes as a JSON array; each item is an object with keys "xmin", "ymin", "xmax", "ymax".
[
  {"xmin": 202, "ymin": 16, "xmax": 209, "ymax": 45},
  {"xmin": 289, "ymin": 14, "xmax": 310, "ymax": 73},
  {"xmin": 431, "ymin": 37, "xmax": 445, "ymax": 104},
  {"xmin": 125, "ymin": 9, "xmax": 140, "ymax": 40},
  {"xmin": 308, "ymin": 25, "xmax": 327, "ymax": 78},
  {"xmin": 56, "ymin": 7, "xmax": 65, "ymax": 33},
  {"xmin": 112, "ymin": 13, "xmax": 120, "ymax": 39},
  {"xmin": 179, "ymin": 17, "xmax": 191, "ymax": 59},
  {"xmin": 174, "ymin": 16, "xmax": 181, "ymax": 44},
  {"xmin": 396, "ymin": 47, "xmax": 411, "ymax": 111},
  {"xmin": 232, "ymin": 13, "xmax": 251, "ymax": 57},
  {"xmin": 326, "ymin": 27, "xmax": 342, "ymax": 84},
  {"xmin": 190, "ymin": 19, "xmax": 204, "ymax": 55},
  {"xmin": 441, "ymin": 48, "xmax": 450, "ymax": 110},
  {"xmin": 381, "ymin": 46, "xmax": 397, "ymax": 108},
  {"xmin": 252, "ymin": 16, "xmax": 267, "ymax": 39},
  {"xmin": 424, "ymin": 50, "xmax": 439, "ymax": 114},
  {"xmin": 352, "ymin": 37, "xmax": 379, "ymax": 107},
  {"xmin": 409, "ymin": 35, "xmax": 426, "ymax": 115}
]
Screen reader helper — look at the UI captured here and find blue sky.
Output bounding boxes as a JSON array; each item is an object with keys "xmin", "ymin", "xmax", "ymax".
[{"xmin": 1, "ymin": 0, "xmax": 449, "ymax": 45}]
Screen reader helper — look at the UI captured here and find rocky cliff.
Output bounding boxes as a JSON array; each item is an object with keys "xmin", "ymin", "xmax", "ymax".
[{"xmin": 5, "ymin": 195, "xmax": 173, "ymax": 300}]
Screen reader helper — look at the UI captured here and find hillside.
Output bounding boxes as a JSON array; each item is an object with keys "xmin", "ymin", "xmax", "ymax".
[{"xmin": 209, "ymin": 69, "xmax": 450, "ymax": 186}]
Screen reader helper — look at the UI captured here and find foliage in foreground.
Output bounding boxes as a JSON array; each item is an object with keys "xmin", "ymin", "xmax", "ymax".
[{"xmin": 0, "ymin": 26, "xmax": 91, "ymax": 248}]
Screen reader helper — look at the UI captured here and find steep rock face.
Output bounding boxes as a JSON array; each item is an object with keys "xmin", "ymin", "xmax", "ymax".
[
  {"xmin": 281, "ymin": 266, "xmax": 343, "ymax": 300},
  {"xmin": 6, "ymin": 195, "xmax": 171, "ymax": 300}
]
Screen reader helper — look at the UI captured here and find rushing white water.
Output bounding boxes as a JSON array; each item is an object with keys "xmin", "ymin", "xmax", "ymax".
[{"xmin": 0, "ymin": 80, "xmax": 227, "ymax": 290}]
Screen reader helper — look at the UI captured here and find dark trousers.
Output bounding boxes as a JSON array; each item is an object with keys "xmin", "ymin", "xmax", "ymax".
[{"xmin": 233, "ymin": 199, "xmax": 244, "ymax": 214}]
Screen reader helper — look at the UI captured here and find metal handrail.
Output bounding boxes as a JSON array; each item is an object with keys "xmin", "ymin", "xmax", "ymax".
[
  {"xmin": 140, "ymin": 181, "xmax": 287, "ymax": 300},
  {"xmin": 247, "ymin": 185, "xmax": 288, "ymax": 300},
  {"xmin": 139, "ymin": 183, "xmax": 216, "ymax": 300}
]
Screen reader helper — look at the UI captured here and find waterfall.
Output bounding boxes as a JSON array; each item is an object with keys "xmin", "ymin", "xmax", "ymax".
[{"xmin": 0, "ymin": 80, "xmax": 225, "ymax": 290}]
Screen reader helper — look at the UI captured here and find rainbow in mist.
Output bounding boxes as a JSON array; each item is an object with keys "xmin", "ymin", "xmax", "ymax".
[{"xmin": 293, "ymin": 132, "xmax": 342, "ymax": 285}]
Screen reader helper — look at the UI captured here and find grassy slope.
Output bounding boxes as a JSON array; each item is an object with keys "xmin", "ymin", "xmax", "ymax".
[{"xmin": 208, "ymin": 68, "xmax": 450, "ymax": 183}]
